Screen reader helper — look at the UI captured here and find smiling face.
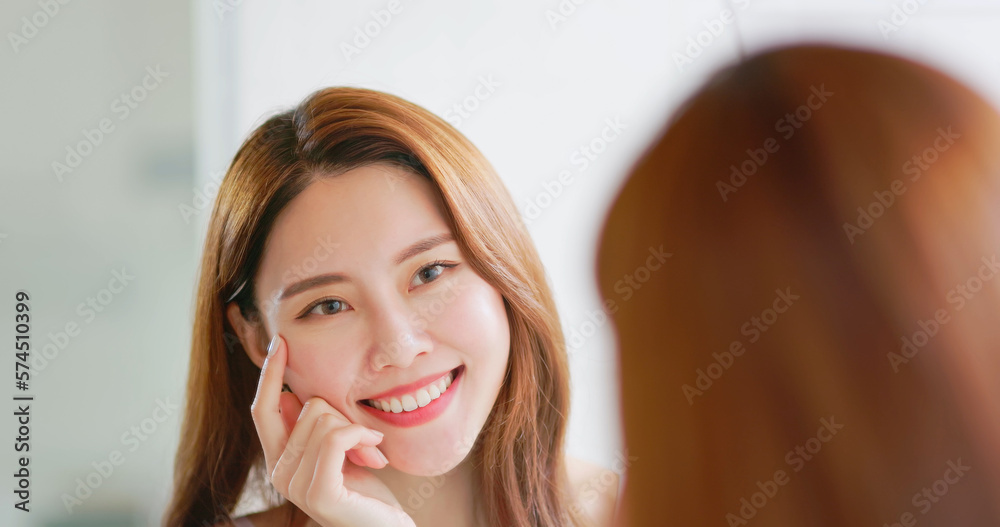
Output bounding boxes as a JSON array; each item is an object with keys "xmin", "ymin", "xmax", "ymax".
[{"xmin": 248, "ymin": 163, "xmax": 511, "ymax": 475}]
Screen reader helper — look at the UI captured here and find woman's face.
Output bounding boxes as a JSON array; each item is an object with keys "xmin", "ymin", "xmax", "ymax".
[{"xmin": 251, "ymin": 164, "xmax": 511, "ymax": 476}]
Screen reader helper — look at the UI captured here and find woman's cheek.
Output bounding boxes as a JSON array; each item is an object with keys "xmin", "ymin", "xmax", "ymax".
[
  {"xmin": 282, "ymin": 340, "xmax": 359, "ymax": 411},
  {"xmin": 428, "ymin": 277, "xmax": 510, "ymax": 361}
]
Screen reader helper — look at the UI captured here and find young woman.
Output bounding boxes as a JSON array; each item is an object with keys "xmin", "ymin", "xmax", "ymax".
[
  {"xmin": 597, "ymin": 44, "xmax": 1000, "ymax": 525},
  {"xmin": 163, "ymin": 87, "xmax": 617, "ymax": 527}
]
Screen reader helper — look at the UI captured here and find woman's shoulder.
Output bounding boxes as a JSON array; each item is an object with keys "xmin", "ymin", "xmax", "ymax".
[
  {"xmin": 565, "ymin": 455, "xmax": 621, "ymax": 526},
  {"xmin": 213, "ymin": 504, "xmax": 294, "ymax": 527}
]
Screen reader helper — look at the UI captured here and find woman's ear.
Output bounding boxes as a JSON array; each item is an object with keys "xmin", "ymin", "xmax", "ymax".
[{"xmin": 226, "ymin": 302, "xmax": 269, "ymax": 369}]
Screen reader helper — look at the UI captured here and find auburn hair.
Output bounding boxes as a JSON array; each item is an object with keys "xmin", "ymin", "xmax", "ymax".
[
  {"xmin": 598, "ymin": 45, "xmax": 1000, "ymax": 525},
  {"xmin": 164, "ymin": 87, "xmax": 585, "ymax": 526}
]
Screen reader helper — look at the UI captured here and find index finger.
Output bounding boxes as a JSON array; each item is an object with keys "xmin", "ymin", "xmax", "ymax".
[{"xmin": 251, "ymin": 334, "xmax": 289, "ymax": 466}]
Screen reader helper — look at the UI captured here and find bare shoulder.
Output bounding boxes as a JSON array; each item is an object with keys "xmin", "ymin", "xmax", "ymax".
[
  {"xmin": 565, "ymin": 455, "xmax": 620, "ymax": 527},
  {"xmin": 213, "ymin": 504, "xmax": 295, "ymax": 527}
]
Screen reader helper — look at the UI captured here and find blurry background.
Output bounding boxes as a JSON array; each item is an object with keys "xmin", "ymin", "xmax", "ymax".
[{"xmin": 2, "ymin": 0, "xmax": 1000, "ymax": 525}]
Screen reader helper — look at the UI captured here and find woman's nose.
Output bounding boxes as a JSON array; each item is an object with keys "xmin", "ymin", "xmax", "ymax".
[{"xmin": 368, "ymin": 296, "xmax": 433, "ymax": 370}]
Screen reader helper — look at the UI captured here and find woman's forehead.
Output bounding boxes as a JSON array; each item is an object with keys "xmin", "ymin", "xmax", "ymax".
[{"xmin": 257, "ymin": 165, "xmax": 452, "ymax": 287}]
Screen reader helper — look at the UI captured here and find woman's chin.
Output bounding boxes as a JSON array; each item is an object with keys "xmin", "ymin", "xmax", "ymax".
[{"xmin": 383, "ymin": 430, "xmax": 478, "ymax": 476}]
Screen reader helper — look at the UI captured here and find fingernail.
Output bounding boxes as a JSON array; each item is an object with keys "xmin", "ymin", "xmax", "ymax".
[
  {"xmin": 377, "ymin": 448, "xmax": 388, "ymax": 464},
  {"xmin": 371, "ymin": 428, "xmax": 384, "ymax": 439},
  {"xmin": 267, "ymin": 335, "xmax": 279, "ymax": 358}
]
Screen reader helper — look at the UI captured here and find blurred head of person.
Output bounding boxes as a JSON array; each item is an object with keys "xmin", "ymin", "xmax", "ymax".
[{"xmin": 597, "ymin": 44, "xmax": 1000, "ymax": 526}]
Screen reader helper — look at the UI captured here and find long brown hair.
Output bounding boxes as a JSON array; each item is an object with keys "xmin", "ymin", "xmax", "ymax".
[
  {"xmin": 598, "ymin": 45, "xmax": 1000, "ymax": 525},
  {"xmin": 165, "ymin": 87, "xmax": 584, "ymax": 526}
]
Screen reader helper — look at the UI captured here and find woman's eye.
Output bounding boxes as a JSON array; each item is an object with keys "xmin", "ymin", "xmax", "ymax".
[
  {"xmin": 411, "ymin": 262, "xmax": 456, "ymax": 288},
  {"xmin": 301, "ymin": 263, "xmax": 456, "ymax": 318},
  {"xmin": 305, "ymin": 298, "xmax": 349, "ymax": 317}
]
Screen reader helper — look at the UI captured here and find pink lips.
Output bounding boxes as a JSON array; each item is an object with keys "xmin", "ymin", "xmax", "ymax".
[
  {"xmin": 361, "ymin": 366, "xmax": 458, "ymax": 402},
  {"xmin": 359, "ymin": 366, "xmax": 463, "ymax": 428}
]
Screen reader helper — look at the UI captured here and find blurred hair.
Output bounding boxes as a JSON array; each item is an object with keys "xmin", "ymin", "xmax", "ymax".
[
  {"xmin": 597, "ymin": 45, "xmax": 1000, "ymax": 526},
  {"xmin": 165, "ymin": 87, "xmax": 584, "ymax": 527}
]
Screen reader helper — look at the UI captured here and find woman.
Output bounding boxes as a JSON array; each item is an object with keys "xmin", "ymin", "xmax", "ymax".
[
  {"xmin": 164, "ymin": 88, "xmax": 617, "ymax": 526},
  {"xmin": 597, "ymin": 44, "xmax": 1000, "ymax": 525}
]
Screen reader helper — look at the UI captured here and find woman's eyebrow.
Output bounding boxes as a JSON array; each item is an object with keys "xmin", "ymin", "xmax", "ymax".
[
  {"xmin": 392, "ymin": 232, "xmax": 454, "ymax": 265},
  {"xmin": 278, "ymin": 233, "xmax": 455, "ymax": 302}
]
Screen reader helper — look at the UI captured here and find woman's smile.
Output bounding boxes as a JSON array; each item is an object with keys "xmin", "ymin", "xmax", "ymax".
[{"xmin": 359, "ymin": 365, "xmax": 464, "ymax": 428}]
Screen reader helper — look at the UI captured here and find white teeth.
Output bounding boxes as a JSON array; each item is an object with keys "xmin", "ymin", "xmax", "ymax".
[
  {"xmin": 416, "ymin": 389, "xmax": 431, "ymax": 407},
  {"xmin": 367, "ymin": 370, "xmax": 458, "ymax": 414}
]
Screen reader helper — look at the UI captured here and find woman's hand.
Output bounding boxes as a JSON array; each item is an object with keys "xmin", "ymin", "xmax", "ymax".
[{"xmin": 251, "ymin": 335, "xmax": 416, "ymax": 527}]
